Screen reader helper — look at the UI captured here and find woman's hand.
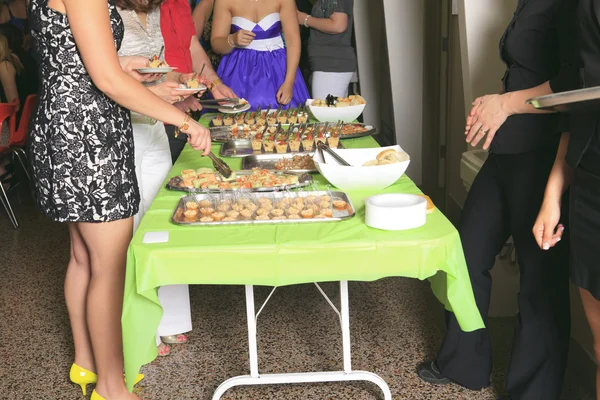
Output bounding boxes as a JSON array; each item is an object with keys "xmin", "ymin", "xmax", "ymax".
[
  {"xmin": 231, "ymin": 29, "xmax": 256, "ymax": 47},
  {"xmin": 175, "ymin": 96, "xmax": 203, "ymax": 113},
  {"xmin": 297, "ymin": 11, "xmax": 308, "ymax": 25},
  {"xmin": 148, "ymin": 81, "xmax": 186, "ymax": 104},
  {"xmin": 211, "ymin": 82, "xmax": 237, "ymax": 100},
  {"xmin": 277, "ymin": 81, "xmax": 293, "ymax": 105},
  {"xmin": 465, "ymin": 94, "xmax": 511, "ymax": 150},
  {"xmin": 183, "ymin": 121, "xmax": 212, "ymax": 155},
  {"xmin": 533, "ymin": 200, "xmax": 564, "ymax": 250},
  {"xmin": 119, "ymin": 56, "xmax": 162, "ymax": 83}
]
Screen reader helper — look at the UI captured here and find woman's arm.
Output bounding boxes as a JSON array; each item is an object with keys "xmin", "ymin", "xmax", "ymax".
[
  {"xmin": 190, "ymin": 37, "xmax": 218, "ymax": 82},
  {"xmin": 210, "ymin": 0, "xmax": 253, "ymax": 55},
  {"xmin": 277, "ymin": 0, "xmax": 301, "ymax": 104},
  {"xmin": 0, "ymin": 61, "xmax": 20, "ymax": 110},
  {"xmin": 533, "ymin": 132, "xmax": 573, "ymax": 249},
  {"xmin": 297, "ymin": 10, "xmax": 348, "ymax": 34},
  {"xmin": 192, "ymin": 0, "xmax": 214, "ymax": 38},
  {"xmin": 58, "ymin": 0, "xmax": 211, "ymax": 153}
]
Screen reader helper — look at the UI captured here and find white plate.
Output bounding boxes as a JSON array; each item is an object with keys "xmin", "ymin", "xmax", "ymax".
[
  {"xmin": 135, "ymin": 67, "xmax": 177, "ymax": 74},
  {"xmin": 175, "ymin": 85, "xmax": 207, "ymax": 94},
  {"xmin": 219, "ymin": 103, "xmax": 251, "ymax": 113},
  {"xmin": 365, "ymin": 194, "xmax": 427, "ymax": 231}
]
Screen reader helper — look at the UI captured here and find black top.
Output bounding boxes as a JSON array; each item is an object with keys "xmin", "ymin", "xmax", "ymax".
[
  {"xmin": 490, "ymin": 0, "xmax": 579, "ymax": 154},
  {"xmin": 565, "ymin": 0, "xmax": 600, "ymax": 174}
]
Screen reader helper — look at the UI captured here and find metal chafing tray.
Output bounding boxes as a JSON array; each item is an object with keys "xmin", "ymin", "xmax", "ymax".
[
  {"xmin": 241, "ymin": 153, "xmax": 317, "ymax": 173},
  {"xmin": 527, "ymin": 86, "xmax": 600, "ymax": 112},
  {"xmin": 166, "ymin": 170, "xmax": 313, "ymax": 193},
  {"xmin": 219, "ymin": 139, "xmax": 343, "ymax": 158},
  {"xmin": 171, "ymin": 190, "xmax": 356, "ymax": 226}
]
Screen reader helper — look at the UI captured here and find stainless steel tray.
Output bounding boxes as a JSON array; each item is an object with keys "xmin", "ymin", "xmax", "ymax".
[
  {"xmin": 241, "ymin": 153, "xmax": 317, "ymax": 173},
  {"xmin": 166, "ymin": 170, "xmax": 312, "ymax": 193},
  {"xmin": 171, "ymin": 190, "xmax": 355, "ymax": 226},
  {"xmin": 210, "ymin": 122, "xmax": 377, "ymax": 142},
  {"xmin": 219, "ymin": 139, "xmax": 343, "ymax": 158},
  {"xmin": 527, "ymin": 86, "xmax": 600, "ymax": 112},
  {"xmin": 208, "ymin": 109, "xmax": 308, "ymax": 128}
]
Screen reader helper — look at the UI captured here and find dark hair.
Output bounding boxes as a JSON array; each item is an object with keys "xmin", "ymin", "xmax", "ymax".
[
  {"xmin": 0, "ymin": 23, "xmax": 24, "ymax": 55},
  {"xmin": 115, "ymin": 0, "xmax": 165, "ymax": 13}
]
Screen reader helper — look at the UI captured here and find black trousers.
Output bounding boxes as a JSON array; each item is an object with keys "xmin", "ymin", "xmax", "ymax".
[
  {"xmin": 165, "ymin": 111, "xmax": 204, "ymax": 164},
  {"xmin": 437, "ymin": 151, "xmax": 571, "ymax": 399}
]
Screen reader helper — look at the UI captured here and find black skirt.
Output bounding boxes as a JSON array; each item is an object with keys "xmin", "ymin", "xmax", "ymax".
[{"xmin": 570, "ymin": 166, "xmax": 600, "ymax": 299}]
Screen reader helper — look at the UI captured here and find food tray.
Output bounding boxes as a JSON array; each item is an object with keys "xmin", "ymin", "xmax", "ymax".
[
  {"xmin": 241, "ymin": 153, "xmax": 317, "ymax": 173},
  {"xmin": 219, "ymin": 139, "xmax": 344, "ymax": 158},
  {"xmin": 527, "ymin": 86, "xmax": 600, "ymax": 112},
  {"xmin": 210, "ymin": 122, "xmax": 377, "ymax": 142},
  {"xmin": 166, "ymin": 170, "xmax": 312, "ymax": 193},
  {"xmin": 171, "ymin": 190, "xmax": 356, "ymax": 226},
  {"xmin": 208, "ymin": 108, "xmax": 309, "ymax": 127}
]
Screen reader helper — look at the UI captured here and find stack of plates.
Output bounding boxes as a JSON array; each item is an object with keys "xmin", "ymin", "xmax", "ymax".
[{"xmin": 365, "ymin": 194, "xmax": 427, "ymax": 231}]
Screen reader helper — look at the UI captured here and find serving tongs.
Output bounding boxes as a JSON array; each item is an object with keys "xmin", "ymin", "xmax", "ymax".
[
  {"xmin": 317, "ymin": 141, "xmax": 351, "ymax": 166},
  {"xmin": 200, "ymin": 98, "xmax": 247, "ymax": 110},
  {"xmin": 207, "ymin": 151, "xmax": 233, "ymax": 178}
]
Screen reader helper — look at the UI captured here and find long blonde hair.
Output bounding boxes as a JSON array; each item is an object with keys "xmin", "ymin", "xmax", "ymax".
[{"xmin": 0, "ymin": 34, "xmax": 22, "ymax": 73}]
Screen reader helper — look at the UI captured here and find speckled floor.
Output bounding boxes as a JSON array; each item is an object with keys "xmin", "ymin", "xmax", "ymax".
[{"xmin": 0, "ymin": 185, "xmax": 594, "ymax": 400}]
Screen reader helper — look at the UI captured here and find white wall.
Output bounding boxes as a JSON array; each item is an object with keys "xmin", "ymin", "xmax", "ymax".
[
  {"xmin": 382, "ymin": 0, "xmax": 424, "ymax": 185},
  {"xmin": 457, "ymin": 0, "xmax": 516, "ymax": 112}
]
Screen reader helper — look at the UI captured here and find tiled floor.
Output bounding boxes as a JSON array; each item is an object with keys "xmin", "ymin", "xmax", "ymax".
[{"xmin": 0, "ymin": 186, "xmax": 594, "ymax": 400}]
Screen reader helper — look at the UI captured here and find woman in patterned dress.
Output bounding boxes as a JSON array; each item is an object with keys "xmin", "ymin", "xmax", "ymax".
[{"xmin": 29, "ymin": 0, "xmax": 211, "ymax": 399}]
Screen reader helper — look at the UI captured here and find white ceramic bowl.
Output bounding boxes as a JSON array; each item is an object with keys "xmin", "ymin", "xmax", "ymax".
[
  {"xmin": 306, "ymin": 99, "xmax": 366, "ymax": 123},
  {"xmin": 365, "ymin": 194, "xmax": 427, "ymax": 231},
  {"xmin": 312, "ymin": 145, "xmax": 410, "ymax": 191}
]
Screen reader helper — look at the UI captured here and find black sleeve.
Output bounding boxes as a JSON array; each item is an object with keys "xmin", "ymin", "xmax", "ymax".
[{"xmin": 549, "ymin": 0, "xmax": 582, "ymax": 94}]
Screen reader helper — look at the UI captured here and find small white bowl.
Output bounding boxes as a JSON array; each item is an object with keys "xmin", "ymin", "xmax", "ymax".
[
  {"xmin": 313, "ymin": 145, "xmax": 410, "ymax": 191},
  {"xmin": 306, "ymin": 99, "xmax": 366, "ymax": 123},
  {"xmin": 365, "ymin": 194, "xmax": 427, "ymax": 231}
]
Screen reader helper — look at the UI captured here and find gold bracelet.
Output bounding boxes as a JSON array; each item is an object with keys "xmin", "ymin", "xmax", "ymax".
[
  {"xmin": 174, "ymin": 114, "xmax": 191, "ymax": 138},
  {"xmin": 210, "ymin": 78, "xmax": 223, "ymax": 91}
]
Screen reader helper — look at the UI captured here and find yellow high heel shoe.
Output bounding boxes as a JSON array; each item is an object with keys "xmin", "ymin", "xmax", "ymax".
[
  {"xmin": 70, "ymin": 363, "xmax": 145, "ymax": 396},
  {"xmin": 70, "ymin": 364, "xmax": 97, "ymax": 396},
  {"xmin": 90, "ymin": 390, "xmax": 106, "ymax": 400}
]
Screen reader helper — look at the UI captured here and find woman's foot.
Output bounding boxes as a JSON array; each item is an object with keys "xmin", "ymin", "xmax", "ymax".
[
  {"xmin": 160, "ymin": 334, "xmax": 188, "ymax": 344},
  {"xmin": 157, "ymin": 342, "xmax": 171, "ymax": 357}
]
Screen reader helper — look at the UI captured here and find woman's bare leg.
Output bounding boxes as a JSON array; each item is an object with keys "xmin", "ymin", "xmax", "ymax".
[
  {"xmin": 579, "ymin": 288, "xmax": 600, "ymax": 400},
  {"xmin": 78, "ymin": 217, "xmax": 139, "ymax": 399},
  {"xmin": 65, "ymin": 223, "xmax": 95, "ymax": 371}
]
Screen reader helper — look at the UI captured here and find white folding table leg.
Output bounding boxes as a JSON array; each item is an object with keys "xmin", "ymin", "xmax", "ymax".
[{"xmin": 211, "ymin": 282, "xmax": 392, "ymax": 400}]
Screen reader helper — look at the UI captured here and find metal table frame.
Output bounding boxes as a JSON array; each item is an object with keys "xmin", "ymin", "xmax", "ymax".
[{"xmin": 212, "ymin": 281, "xmax": 392, "ymax": 400}]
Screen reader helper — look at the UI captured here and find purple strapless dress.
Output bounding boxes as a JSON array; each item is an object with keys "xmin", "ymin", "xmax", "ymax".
[{"xmin": 217, "ymin": 13, "xmax": 309, "ymax": 111}]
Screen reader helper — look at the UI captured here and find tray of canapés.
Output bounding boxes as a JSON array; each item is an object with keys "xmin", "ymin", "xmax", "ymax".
[
  {"xmin": 171, "ymin": 190, "xmax": 355, "ymax": 225},
  {"xmin": 209, "ymin": 106, "xmax": 309, "ymax": 127},
  {"xmin": 218, "ymin": 123, "xmax": 347, "ymax": 157},
  {"xmin": 166, "ymin": 167, "xmax": 312, "ymax": 192}
]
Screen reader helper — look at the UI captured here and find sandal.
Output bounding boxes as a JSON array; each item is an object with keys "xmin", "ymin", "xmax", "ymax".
[{"xmin": 161, "ymin": 334, "xmax": 188, "ymax": 345}]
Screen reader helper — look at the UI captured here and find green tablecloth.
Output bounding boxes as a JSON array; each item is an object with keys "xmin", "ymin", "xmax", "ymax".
[{"xmin": 122, "ymin": 119, "xmax": 484, "ymax": 389}]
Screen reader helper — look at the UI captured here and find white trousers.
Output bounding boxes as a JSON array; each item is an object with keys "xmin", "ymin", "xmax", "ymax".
[
  {"xmin": 131, "ymin": 121, "xmax": 193, "ymax": 346},
  {"xmin": 311, "ymin": 71, "xmax": 355, "ymax": 99}
]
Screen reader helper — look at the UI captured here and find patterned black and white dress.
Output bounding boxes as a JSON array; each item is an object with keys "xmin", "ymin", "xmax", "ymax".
[{"xmin": 28, "ymin": 0, "xmax": 140, "ymax": 222}]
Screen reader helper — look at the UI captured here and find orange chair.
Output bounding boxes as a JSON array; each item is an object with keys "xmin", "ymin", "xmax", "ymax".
[
  {"xmin": 0, "ymin": 100, "xmax": 19, "ymax": 228},
  {"xmin": 8, "ymin": 94, "xmax": 38, "ymax": 181}
]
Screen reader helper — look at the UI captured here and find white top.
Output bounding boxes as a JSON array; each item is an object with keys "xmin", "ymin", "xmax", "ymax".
[
  {"xmin": 117, "ymin": 7, "xmax": 165, "ymax": 124},
  {"xmin": 231, "ymin": 13, "xmax": 284, "ymax": 52}
]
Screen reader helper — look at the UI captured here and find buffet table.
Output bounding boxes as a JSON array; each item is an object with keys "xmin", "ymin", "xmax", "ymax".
[{"xmin": 122, "ymin": 122, "xmax": 484, "ymax": 399}]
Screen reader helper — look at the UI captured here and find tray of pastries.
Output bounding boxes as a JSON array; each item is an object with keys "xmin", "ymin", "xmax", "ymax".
[
  {"xmin": 171, "ymin": 190, "xmax": 355, "ymax": 225},
  {"xmin": 166, "ymin": 168, "xmax": 312, "ymax": 192},
  {"xmin": 218, "ymin": 123, "xmax": 347, "ymax": 157},
  {"xmin": 209, "ymin": 106, "xmax": 310, "ymax": 128}
]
